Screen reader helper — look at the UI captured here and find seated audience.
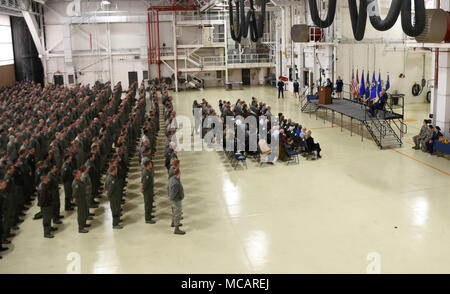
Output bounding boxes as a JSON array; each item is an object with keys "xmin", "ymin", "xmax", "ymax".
[
  {"xmin": 413, "ymin": 120, "xmax": 429, "ymax": 150},
  {"xmin": 426, "ymin": 126, "xmax": 443, "ymax": 154},
  {"xmin": 305, "ymin": 130, "xmax": 322, "ymax": 158}
]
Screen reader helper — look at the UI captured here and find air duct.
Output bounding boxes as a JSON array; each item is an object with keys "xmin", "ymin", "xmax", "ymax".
[{"xmin": 415, "ymin": 9, "xmax": 450, "ymax": 43}]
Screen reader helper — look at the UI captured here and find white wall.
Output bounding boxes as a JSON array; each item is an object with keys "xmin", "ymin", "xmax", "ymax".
[
  {"xmin": 335, "ymin": 7, "xmax": 434, "ymax": 103},
  {"xmin": 44, "ymin": 0, "xmax": 149, "ymax": 88}
]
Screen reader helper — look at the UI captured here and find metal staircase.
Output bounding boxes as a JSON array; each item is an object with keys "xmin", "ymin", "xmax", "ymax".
[
  {"xmin": 300, "ymin": 87, "xmax": 319, "ymax": 113},
  {"xmin": 363, "ymin": 118, "xmax": 404, "ymax": 149},
  {"xmin": 301, "ymin": 99, "xmax": 320, "ymax": 112}
]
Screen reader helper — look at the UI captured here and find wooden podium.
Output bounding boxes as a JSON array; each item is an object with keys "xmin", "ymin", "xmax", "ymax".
[{"xmin": 319, "ymin": 86, "xmax": 332, "ymax": 105}]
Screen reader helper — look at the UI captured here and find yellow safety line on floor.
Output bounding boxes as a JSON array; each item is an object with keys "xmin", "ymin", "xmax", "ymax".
[
  {"xmin": 310, "ymin": 126, "xmax": 340, "ymax": 130},
  {"xmin": 391, "ymin": 149, "xmax": 450, "ymax": 177},
  {"xmin": 403, "ymin": 118, "xmax": 418, "ymax": 122}
]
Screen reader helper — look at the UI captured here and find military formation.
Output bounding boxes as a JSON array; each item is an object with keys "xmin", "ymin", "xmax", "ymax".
[
  {"xmin": 0, "ymin": 81, "xmax": 121, "ymax": 249},
  {"xmin": 0, "ymin": 77, "xmax": 186, "ymax": 259}
]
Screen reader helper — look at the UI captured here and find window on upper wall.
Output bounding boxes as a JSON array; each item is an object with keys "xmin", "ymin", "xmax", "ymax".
[{"xmin": 0, "ymin": 15, "xmax": 14, "ymax": 66}]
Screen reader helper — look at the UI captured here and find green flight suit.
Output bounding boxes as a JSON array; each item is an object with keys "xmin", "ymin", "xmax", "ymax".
[
  {"xmin": 106, "ymin": 173, "xmax": 121, "ymax": 227},
  {"xmin": 141, "ymin": 168, "xmax": 154, "ymax": 222},
  {"xmin": 72, "ymin": 178, "xmax": 87, "ymax": 231}
]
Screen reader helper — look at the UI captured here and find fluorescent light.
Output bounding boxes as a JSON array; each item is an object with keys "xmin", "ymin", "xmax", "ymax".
[{"xmin": 101, "ymin": 0, "xmax": 111, "ymax": 5}]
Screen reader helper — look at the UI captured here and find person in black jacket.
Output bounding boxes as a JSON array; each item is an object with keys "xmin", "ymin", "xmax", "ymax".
[
  {"xmin": 326, "ymin": 78, "xmax": 333, "ymax": 91},
  {"xmin": 426, "ymin": 126, "xmax": 443, "ymax": 154},
  {"xmin": 37, "ymin": 175, "xmax": 54, "ymax": 238},
  {"xmin": 293, "ymin": 80, "xmax": 300, "ymax": 100},
  {"xmin": 305, "ymin": 130, "xmax": 322, "ymax": 159},
  {"xmin": 368, "ymin": 88, "xmax": 388, "ymax": 117},
  {"xmin": 277, "ymin": 79, "xmax": 285, "ymax": 99},
  {"xmin": 336, "ymin": 76, "xmax": 343, "ymax": 99},
  {"xmin": 61, "ymin": 155, "xmax": 74, "ymax": 211}
]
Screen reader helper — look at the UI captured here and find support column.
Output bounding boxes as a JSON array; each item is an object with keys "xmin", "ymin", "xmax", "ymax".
[
  {"xmin": 431, "ymin": 0, "xmax": 450, "ymax": 137},
  {"xmin": 275, "ymin": 14, "xmax": 281, "ymax": 79},
  {"xmin": 107, "ymin": 22, "xmax": 113, "ymax": 84},
  {"xmin": 435, "ymin": 51, "xmax": 450, "ymax": 137},
  {"xmin": 281, "ymin": 6, "xmax": 287, "ymax": 77},
  {"xmin": 224, "ymin": 21, "xmax": 229, "ymax": 83},
  {"xmin": 172, "ymin": 12, "xmax": 178, "ymax": 92}
]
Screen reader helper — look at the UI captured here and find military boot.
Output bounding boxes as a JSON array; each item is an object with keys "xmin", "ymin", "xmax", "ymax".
[{"xmin": 174, "ymin": 226, "xmax": 185, "ymax": 235}]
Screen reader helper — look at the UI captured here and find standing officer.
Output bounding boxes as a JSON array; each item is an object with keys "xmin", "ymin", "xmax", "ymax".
[
  {"xmin": 277, "ymin": 79, "xmax": 285, "ymax": 99},
  {"xmin": 0, "ymin": 179, "xmax": 9, "ymax": 253},
  {"xmin": 106, "ymin": 166, "xmax": 122, "ymax": 229},
  {"xmin": 72, "ymin": 169, "xmax": 88, "ymax": 233},
  {"xmin": 48, "ymin": 165, "xmax": 63, "ymax": 225},
  {"xmin": 37, "ymin": 175, "xmax": 54, "ymax": 238},
  {"xmin": 3, "ymin": 165, "xmax": 17, "ymax": 241},
  {"xmin": 61, "ymin": 155, "xmax": 74, "ymax": 211},
  {"xmin": 168, "ymin": 168, "xmax": 185, "ymax": 235},
  {"xmin": 293, "ymin": 80, "xmax": 300, "ymax": 100},
  {"xmin": 141, "ymin": 160, "xmax": 155, "ymax": 224},
  {"xmin": 81, "ymin": 165, "xmax": 93, "ymax": 223}
]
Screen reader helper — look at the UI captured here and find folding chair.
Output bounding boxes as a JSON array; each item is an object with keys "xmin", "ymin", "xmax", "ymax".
[
  {"xmin": 281, "ymin": 141, "xmax": 299, "ymax": 165},
  {"xmin": 233, "ymin": 151, "xmax": 247, "ymax": 169}
]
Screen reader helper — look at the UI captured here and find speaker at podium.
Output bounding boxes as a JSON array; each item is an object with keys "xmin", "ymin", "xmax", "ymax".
[{"xmin": 319, "ymin": 86, "xmax": 332, "ymax": 105}]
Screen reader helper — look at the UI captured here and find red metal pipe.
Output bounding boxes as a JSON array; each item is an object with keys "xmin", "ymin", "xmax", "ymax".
[
  {"xmin": 151, "ymin": 11, "xmax": 154, "ymax": 64},
  {"xmin": 147, "ymin": 6, "xmax": 198, "ymax": 11},
  {"xmin": 147, "ymin": 12, "xmax": 152, "ymax": 65},
  {"xmin": 157, "ymin": 10, "xmax": 161, "ymax": 80},
  {"xmin": 186, "ymin": 0, "xmax": 195, "ymax": 8},
  {"xmin": 153, "ymin": 11, "xmax": 157, "ymax": 67}
]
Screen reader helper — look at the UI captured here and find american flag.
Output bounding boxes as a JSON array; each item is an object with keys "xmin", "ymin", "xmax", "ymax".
[
  {"xmin": 351, "ymin": 69, "xmax": 358, "ymax": 96},
  {"xmin": 355, "ymin": 69, "xmax": 359, "ymax": 96}
]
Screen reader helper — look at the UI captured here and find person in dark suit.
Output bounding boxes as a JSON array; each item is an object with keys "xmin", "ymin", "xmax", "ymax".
[
  {"xmin": 368, "ymin": 88, "xmax": 388, "ymax": 117},
  {"xmin": 305, "ymin": 130, "xmax": 322, "ymax": 158},
  {"xmin": 426, "ymin": 126, "xmax": 443, "ymax": 154},
  {"xmin": 293, "ymin": 80, "xmax": 300, "ymax": 100},
  {"xmin": 277, "ymin": 79, "xmax": 285, "ymax": 99},
  {"xmin": 336, "ymin": 76, "xmax": 343, "ymax": 99},
  {"xmin": 326, "ymin": 78, "xmax": 333, "ymax": 90}
]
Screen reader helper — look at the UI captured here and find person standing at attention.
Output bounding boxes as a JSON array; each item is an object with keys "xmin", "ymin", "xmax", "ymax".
[
  {"xmin": 169, "ymin": 168, "xmax": 185, "ymax": 235},
  {"xmin": 336, "ymin": 76, "xmax": 343, "ymax": 99},
  {"xmin": 37, "ymin": 175, "xmax": 55, "ymax": 238},
  {"xmin": 72, "ymin": 169, "xmax": 88, "ymax": 233},
  {"xmin": 277, "ymin": 79, "xmax": 285, "ymax": 99},
  {"xmin": 293, "ymin": 80, "xmax": 300, "ymax": 101},
  {"xmin": 141, "ymin": 160, "xmax": 155, "ymax": 224},
  {"xmin": 106, "ymin": 166, "xmax": 122, "ymax": 230}
]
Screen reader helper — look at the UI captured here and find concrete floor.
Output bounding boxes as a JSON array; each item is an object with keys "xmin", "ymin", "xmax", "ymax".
[{"xmin": 1, "ymin": 86, "xmax": 449, "ymax": 274}]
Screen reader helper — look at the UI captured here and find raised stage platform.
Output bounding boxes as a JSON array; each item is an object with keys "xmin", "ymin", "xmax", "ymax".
[
  {"xmin": 311, "ymin": 98, "xmax": 403, "ymax": 122},
  {"xmin": 303, "ymin": 97, "xmax": 407, "ymax": 149}
]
